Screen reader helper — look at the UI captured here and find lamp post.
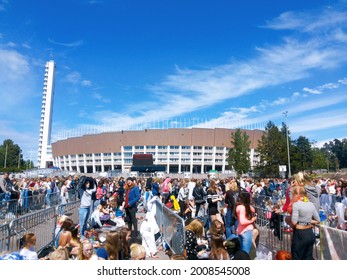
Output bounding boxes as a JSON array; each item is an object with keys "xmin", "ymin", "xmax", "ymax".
[{"xmin": 283, "ymin": 111, "xmax": 292, "ymax": 178}]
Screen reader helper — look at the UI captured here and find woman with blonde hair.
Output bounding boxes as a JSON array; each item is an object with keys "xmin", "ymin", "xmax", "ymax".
[
  {"xmin": 184, "ymin": 218, "xmax": 205, "ymax": 259},
  {"xmin": 290, "ymin": 186, "xmax": 320, "ymax": 260},
  {"xmin": 130, "ymin": 243, "xmax": 146, "ymax": 260},
  {"xmin": 48, "ymin": 246, "xmax": 70, "ymax": 260},
  {"xmin": 76, "ymin": 239, "xmax": 98, "ymax": 260},
  {"xmin": 224, "ymin": 180, "xmax": 238, "ymax": 239}
]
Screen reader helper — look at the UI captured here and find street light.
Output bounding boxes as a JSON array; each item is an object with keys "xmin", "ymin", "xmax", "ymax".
[{"xmin": 283, "ymin": 111, "xmax": 292, "ymax": 178}]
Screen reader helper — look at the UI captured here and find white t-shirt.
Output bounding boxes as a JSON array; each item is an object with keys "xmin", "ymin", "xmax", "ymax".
[{"xmin": 19, "ymin": 248, "xmax": 38, "ymax": 260}]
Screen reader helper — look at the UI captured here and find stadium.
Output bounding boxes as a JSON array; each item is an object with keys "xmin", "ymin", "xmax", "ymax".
[{"xmin": 51, "ymin": 127, "xmax": 263, "ymax": 175}]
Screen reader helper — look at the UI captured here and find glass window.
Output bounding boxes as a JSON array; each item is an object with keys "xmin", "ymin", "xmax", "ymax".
[
  {"xmin": 124, "ymin": 152, "xmax": 133, "ymax": 157},
  {"xmin": 146, "ymin": 146, "xmax": 156, "ymax": 149},
  {"xmin": 124, "ymin": 146, "xmax": 132, "ymax": 151},
  {"xmin": 158, "ymin": 146, "xmax": 167, "ymax": 149}
]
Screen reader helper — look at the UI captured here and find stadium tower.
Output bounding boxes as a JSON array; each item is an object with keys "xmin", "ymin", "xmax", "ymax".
[{"xmin": 37, "ymin": 60, "xmax": 56, "ymax": 168}]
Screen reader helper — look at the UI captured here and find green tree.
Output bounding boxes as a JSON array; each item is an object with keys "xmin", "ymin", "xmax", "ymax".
[
  {"xmin": 256, "ymin": 121, "xmax": 288, "ymax": 177},
  {"xmin": 291, "ymin": 136, "xmax": 313, "ymax": 172},
  {"xmin": 0, "ymin": 139, "xmax": 22, "ymax": 168},
  {"xmin": 311, "ymin": 148, "xmax": 328, "ymax": 170},
  {"xmin": 322, "ymin": 142, "xmax": 340, "ymax": 171},
  {"xmin": 227, "ymin": 129, "xmax": 251, "ymax": 176}
]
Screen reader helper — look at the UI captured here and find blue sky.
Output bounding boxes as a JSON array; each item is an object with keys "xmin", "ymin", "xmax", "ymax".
[{"xmin": 1, "ymin": 0, "xmax": 347, "ymax": 163}]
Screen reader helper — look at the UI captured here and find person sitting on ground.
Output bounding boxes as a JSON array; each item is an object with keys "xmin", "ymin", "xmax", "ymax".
[
  {"xmin": 76, "ymin": 239, "xmax": 99, "ymax": 260},
  {"xmin": 19, "ymin": 233, "xmax": 39, "ymax": 260},
  {"xmin": 90, "ymin": 200, "xmax": 117, "ymax": 229},
  {"xmin": 96, "ymin": 230, "xmax": 122, "ymax": 260},
  {"xmin": 130, "ymin": 243, "xmax": 146, "ymax": 260},
  {"xmin": 117, "ymin": 226, "xmax": 132, "ymax": 260},
  {"xmin": 55, "ymin": 218, "xmax": 80, "ymax": 256},
  {"xmin": 170, "ymin": 254, "xmax": 186, "ymax": 260},
  {"xmin": 184, "ymin": 218, "xmax": 207, "ymax": 260},
  {"xmin": 48, "ymin": 246, "xmax": 70, "ymax": 260}
]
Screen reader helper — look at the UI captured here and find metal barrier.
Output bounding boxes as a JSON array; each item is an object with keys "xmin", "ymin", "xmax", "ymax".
[
  {"xmin": 153, "ymin": 200, "xmax": 185, "ymax": 255},
  {"xmin": 56, "ymin": 200, "xmax": 80, "ymax": 225},
  {"xmin": 0, "ymin": 223, "xmax": 10, "ymax": 253},
  {"xmin": 254, "ymin": 206, "xmax": 321, "ymax": 259},
  {"xmin": 0, "ymin": 200, "xmax": 80, "ymax": 254},
  {"xmin": 320, "ymin": 224, "xmax": 347, "ymax": 260},
  {"xmin": 0, "ymin": 190, "xmax": 78, "ymax": 223},
  {"xmin": 8, "ymin": 207, "xmax": 57, "ymax": 253}
]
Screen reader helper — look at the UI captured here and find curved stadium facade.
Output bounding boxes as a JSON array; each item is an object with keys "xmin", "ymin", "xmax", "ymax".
[{"xmin": 51, "ymin": 128, "xmax": 263, "ymax": 174}]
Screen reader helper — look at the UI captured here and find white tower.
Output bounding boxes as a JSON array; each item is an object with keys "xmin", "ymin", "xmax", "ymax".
[{"xmin": 37, "ymin": 60, "xmax": 56, "ymax": 168}]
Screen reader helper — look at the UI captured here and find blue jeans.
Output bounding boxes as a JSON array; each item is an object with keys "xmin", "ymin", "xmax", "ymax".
[
  {"xmin": 225, "ymin": 208, "xmax": 236, "ymax": 239},
  {"xmin": 239, "ymin": 229, "xmax": 253, "ymax": 254},
  {"xmin": 79, "ymin": 207, "xmax": 90, "ymax": 237}
]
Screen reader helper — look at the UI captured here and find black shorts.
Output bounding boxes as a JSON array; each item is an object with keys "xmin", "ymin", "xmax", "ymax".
[{"xmin": 209, "ymin": 207, "xmax": 219, "ymax": 215}]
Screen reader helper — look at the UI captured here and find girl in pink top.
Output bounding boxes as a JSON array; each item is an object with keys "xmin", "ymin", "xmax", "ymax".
[{"xmin": 235, "ymin": 192, "xmax": 256, "ymax": 255}]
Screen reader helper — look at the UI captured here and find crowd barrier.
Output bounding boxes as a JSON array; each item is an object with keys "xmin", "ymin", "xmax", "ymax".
[
  {"xmin": 0, "ymin": 190, "xmax": 78, "ymax": 222},
  {"xmin": 254, "ymin": 206, "xmax": 321, "ymax": 259},
  {"xmin": 320, "ymin": 224, "xmax": 347, "ymax": 260},
  {"xmin": 153, "ymin": 200, "xmax": 185, "ymax": 255},
  {"xmin": 0, "ymin": 200, "xmax": 80, "ymax": 255}
]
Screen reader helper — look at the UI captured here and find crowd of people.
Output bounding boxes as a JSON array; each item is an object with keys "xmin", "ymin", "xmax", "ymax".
[{"xmin": 0, "ymin": 171, "xmax": 346, "ymax": 260}]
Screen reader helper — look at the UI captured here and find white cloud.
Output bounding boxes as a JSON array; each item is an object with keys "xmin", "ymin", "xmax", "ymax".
[
  {"xmin": 81, "ymin": 80, "xmax": 92, "ymax": 86},
  {"xmin": 92, "ymin": 93, "xmax": 110, "ymax": 103},
  {"xmin": 48, "ymin": 38, "xmax": 84, "ymax": 47},
  {"xmin": 65, "ymin": 71, "xmax": 81, "ymax": 84},
  {"xmin": 338, "ymin": 77, "xmax": 347, "ymax": 84},
  {"xmin": 273, "ymin": 97, "xmax": 288, "ymax": 105},
  {"xmin": 318, "ymin": 83, "xmax": 339, "ymax": 90},
  {"xmin": 303, "ymin": 87, "xmax": 322, "ymax": 94},
  {"xmin": 6, "ymin": 41, "xmax": 16, "ymax": 47},
  {"xmin": 22, "ymin": 42, "xmax": 31, "ymax": 49},
  {"xmin": 263, "ymin": 10, "xmax": 347, "ymax": 33},
  {"xmin": 47, "ymin": 7, "xmax": 347, "ymax": 144},
  {"xmin": 290, "ymin": 109, "xmax": 347, "ymax": 133}
]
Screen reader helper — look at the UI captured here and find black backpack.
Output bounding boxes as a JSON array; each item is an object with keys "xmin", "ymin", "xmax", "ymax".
[{"xmin": 193, "ymin": 186, "xmax": 203, "ymax": 201}]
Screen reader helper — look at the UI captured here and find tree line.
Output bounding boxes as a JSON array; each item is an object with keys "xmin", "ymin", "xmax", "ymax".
[
  {"xmin": 227, "ymin": 121, "xmax": 347, "ymax": 178},
  {"xmin": 0, "ymin": 139, "xmax": 34, "ymax": 173}
]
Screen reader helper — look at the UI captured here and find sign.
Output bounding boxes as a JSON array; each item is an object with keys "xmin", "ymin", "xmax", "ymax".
[{"xmin": 279, "ymin": 165, "xmax": 287, "ymax": 172}]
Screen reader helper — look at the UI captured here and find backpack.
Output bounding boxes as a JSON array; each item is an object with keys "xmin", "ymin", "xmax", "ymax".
[{"xmin": 193, "ymin": 186, "xmax": 204, "ymax": 202}]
